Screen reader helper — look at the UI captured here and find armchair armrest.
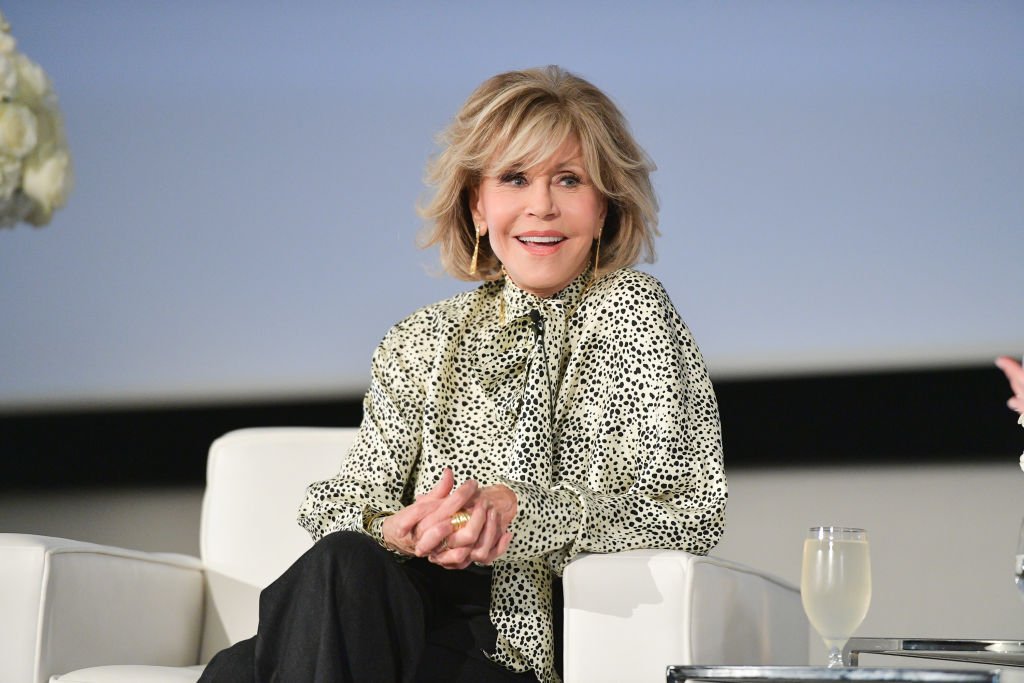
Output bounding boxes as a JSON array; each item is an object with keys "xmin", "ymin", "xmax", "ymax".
[
  {"xmin": 0, "ymin": 534, "xmax": 205, "ymax": 683},
  {"xmin": 563, "ymin": 549, "xmax": 807, "ymax": 683}
]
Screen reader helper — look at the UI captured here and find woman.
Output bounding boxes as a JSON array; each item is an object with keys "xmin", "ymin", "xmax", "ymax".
[{"xmin": 201, "ymin": 65, "xmax": 726, "ymax": 683}]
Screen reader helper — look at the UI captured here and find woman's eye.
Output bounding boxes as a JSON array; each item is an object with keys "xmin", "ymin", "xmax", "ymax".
[
  {"xmin": 559, "ymin": 175, "xmax": 581, "ymax": 187},
  {"xmin": 499, "ymin": 173, "xmax": 527, "ymax": 186}
]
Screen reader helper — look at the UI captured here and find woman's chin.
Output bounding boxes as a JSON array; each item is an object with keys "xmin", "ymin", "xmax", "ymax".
[{"xmin": 509, "ymin": 276, "xmax": 573, "ymax": 298}]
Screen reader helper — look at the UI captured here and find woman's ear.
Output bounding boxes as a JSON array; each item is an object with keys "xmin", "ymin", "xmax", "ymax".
[
  {"xmin": 595, "ymin": 197, "xmax": 608, "ymax": 238},
  {"xmin": 468, "ymin": 187, "xmax": 486, "ymax": 234}
]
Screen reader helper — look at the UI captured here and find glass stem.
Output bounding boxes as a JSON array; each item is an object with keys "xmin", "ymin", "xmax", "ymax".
[{"xmin": 826, "ymin": 644, "xmax": 845, "ymax": 668}]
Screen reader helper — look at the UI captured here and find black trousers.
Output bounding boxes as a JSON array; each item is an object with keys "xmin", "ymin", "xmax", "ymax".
[{"xmin": 199, "ymin": 531, "xmax": 560, "ymax": 682}]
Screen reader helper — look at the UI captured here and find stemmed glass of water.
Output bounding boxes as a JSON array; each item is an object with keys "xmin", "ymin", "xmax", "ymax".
[{"xmin": 801, "ymin": 527, "xmax": 872, "ymax": 667}]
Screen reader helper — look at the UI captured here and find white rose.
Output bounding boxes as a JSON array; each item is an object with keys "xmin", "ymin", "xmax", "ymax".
[
  {"xmin": 0, "ymin": 13, "xmax": 18, "ymax": 71},
  {"xmin": 0, "ymin": 152, "xmax": 21, "ymax": 200},
  {"xmin": 0, "ymin": 11, "xmax": 11, "ymax": 51},
  {"xmin": 14, "ymin": 54, "xmax": 50, "ymax": 104},
  {"xmin": 0, "ymin": 12, "xmax": 72, "ymax": 228},
  {"xmin": 0, "ymin": 55, "xmax": 15, "ymax": 97},
  {"xmin": 30, "ymin": 102, "xmax": 66, "ymax": 153},
  {"xmin": 0, "ymin": 102, "xmax": 37, "ymax": 157},
  {"xmin": 0, "ymin": 160, "xmax": 24, "ymax": 226},
  {"xmin": 22, "ymin": 148, "xmax": 71, "ymax": 223}
]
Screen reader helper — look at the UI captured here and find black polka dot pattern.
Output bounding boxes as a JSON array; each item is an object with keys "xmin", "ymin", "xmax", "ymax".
[{"xmin": 297, "ymin": 267, "xmax": 727, "ymax": 683}]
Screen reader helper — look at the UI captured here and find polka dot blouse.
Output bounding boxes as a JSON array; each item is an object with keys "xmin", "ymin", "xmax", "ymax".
[{"xmin": 298, "ymin": 267, "xmax": 727, "ymax": 683}]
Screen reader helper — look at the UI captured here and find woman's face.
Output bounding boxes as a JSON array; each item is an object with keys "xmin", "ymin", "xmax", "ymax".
[{"xmin": 470, "ymin": 138, "xmax": 607, "ymax": 299}]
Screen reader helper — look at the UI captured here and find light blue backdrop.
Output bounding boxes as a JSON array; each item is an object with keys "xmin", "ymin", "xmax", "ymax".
[{"xmin": 1, "ymin": 1, "xmax": 1021, "ymax": 409}]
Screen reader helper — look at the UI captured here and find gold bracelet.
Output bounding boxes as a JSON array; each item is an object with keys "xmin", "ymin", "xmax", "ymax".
[
  {"xmin": 363, "ymin": 509, "xmax": 401, "ymax": 554},
  {"xmin": 362, "ymin": 508, "xmax": 389, "ymax": 531}
]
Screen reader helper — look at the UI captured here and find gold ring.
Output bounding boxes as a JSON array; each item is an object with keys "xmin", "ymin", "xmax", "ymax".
[{"xmin": 450, "ymin": 510, "xmax": 471, "ymax": 531}]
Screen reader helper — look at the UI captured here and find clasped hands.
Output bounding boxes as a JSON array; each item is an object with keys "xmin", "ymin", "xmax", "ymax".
[{"xmin": 380, "ymin": 468, "xmax": 517, "ymax": 569}]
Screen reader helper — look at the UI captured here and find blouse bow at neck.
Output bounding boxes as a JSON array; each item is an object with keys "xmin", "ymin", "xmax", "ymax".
[{"xmin": 471, "ymin": 270, "xmax": 591, "ymax": 422}]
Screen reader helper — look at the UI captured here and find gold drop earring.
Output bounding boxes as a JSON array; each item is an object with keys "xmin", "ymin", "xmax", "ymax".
[
  {"xmin": 592, "ymin": 230, "xmax": 602, "ymax": 276},
  {"xmin": 469, "ymin": 224, "xmax": 484, "ymax": 275}
]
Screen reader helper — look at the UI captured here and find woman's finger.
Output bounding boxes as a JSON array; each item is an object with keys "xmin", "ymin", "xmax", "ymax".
[
  {"xmin": 387, "ymin": 496, "xmax": 441, "ymax": 538},
  {"xmin": 469, "ymin": 508, "xmax": 501, "ymax": 564},
  {"xmin": 423, "ymin": 467, "xmax": 455, "ymax": 499},
  {"xmin": 382, "ymin": 496, "xmax": 448, "ymax": 555},
  {"xmin": 480, "ymin": 530, "xmax": 513, "ymax": 565},
  {"xmin": 428, "ymin": 543, "xmax": 472, "ymax": 569},
  {"xmin": 449, "ymin": 478, "xmax": 480, "ymax": 509},
  {"xmin": 448, "ymin": 502, "xmax": 488, "ymax": 548},
  {"xmin": 444, "ymin": 550, "xmax": 473, "ymax": 570},
  {"xmin": 392, "ymin": 469, "xmax": 457, "ymax": 543},
  {"xmin": 469, "ymin": 485, "xmax": 518, "ymax": 528},
  {"xmin": 425, "ymin": 502, "xmax": 488, "ymax": 564},
  {"xmin": 429, "ymin": 514, "xmax": 512, "ymax": 568},
  {"xmin": 413, "ymin": 480, "xmax": 479, "ymax": 555}
]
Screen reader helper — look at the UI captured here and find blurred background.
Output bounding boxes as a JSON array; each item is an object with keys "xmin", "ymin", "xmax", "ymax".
[{"xmin": 1, "ymin": 0, "xmax": 1022, "ymax": 661}]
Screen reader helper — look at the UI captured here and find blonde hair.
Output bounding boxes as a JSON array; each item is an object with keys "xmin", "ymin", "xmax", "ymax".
[{"xmin": 419, "ymin": 66, "xmax": 659, "ymax": 281}]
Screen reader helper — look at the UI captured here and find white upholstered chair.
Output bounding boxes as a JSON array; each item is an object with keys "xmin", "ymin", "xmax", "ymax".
[{"xmin": 1, "ymin": 427, "xmax": 807, "ymax": 683}]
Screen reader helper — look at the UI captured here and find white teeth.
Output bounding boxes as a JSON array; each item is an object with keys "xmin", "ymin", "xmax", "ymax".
[{"xmin": 518, "ymin": 236, "xmax": 564, "ymax": 244}]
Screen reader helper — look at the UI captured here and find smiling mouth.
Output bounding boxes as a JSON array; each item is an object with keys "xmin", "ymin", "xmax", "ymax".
[{"xmin": 517, "ymin": 236, "xmax": 565, "ymax": 245}]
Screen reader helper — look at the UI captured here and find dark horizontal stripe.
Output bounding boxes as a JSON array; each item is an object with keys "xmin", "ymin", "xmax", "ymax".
[
  {"xmin": 0, "ymin": 365, "xmax": 1018, "ymax": 490},
  {"xmin": 713, "ymin": 364, "xmax": 1019, "ymax": 468}
]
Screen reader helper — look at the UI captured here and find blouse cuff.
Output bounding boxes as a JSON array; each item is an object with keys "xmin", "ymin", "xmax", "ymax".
[{"xmin": 496, "ymin": 478, "xmax": 582, "ymax": 560}]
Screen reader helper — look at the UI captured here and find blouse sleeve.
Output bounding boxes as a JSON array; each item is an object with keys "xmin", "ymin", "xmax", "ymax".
[
  {"xmin": 497, "ymin": 277, "xmax": 727, "ymax": 572},
  {"xmin": 297, "ymin": 318, "xmax": 428, "ymax": 542}
]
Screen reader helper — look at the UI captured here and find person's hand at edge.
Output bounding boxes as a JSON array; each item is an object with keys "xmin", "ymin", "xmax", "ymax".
[{"xmin": 995, "ymin": 356, "xmax": 1024, "ymax": 415}]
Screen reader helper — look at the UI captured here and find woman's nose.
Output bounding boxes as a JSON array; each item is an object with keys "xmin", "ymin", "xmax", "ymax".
[{"xmin": 525, "ymin": 182, "xmax": 557, "ymax": 218}]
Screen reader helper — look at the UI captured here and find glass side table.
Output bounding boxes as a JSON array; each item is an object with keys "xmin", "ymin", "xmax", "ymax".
[
  {"xmin": 666, "ymin": 665, "xmax": 1000, "ymax": 683},
  {"xmin": 845, "ymin": 639, "xmax": 1024, "ymax": 668}
]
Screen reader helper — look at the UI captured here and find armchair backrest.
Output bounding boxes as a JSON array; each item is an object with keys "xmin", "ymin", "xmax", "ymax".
[
  {"xmin": 192, "ymin": 426, "xmax": 808, "ymax": 672},
  {"xmin": 197, "ymin": 427, "xmax": 356, "ymax": 660}
]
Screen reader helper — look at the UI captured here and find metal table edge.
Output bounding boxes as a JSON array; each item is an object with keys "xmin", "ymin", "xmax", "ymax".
[{"xmin": 665, "ymin": 665, "xmax": 1000, "ymax": 683}]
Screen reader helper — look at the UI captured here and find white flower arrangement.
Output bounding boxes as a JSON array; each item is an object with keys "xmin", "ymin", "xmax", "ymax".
[{"xmin": 0, "ymin": 11, "xmax": 72, "ymax": 228}]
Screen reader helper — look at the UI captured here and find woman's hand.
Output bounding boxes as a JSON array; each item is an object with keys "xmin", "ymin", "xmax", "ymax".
[
  {"xmin": 471, "ymin": 484, "xmax": 517, "ymax": 528},
  {"xmin": 380, "ymin": 468, "xmax": 478, "ymax": 557},
  {"xmin": 425, "ymin": 484, "xmax": 518, "ymax": 570},
  {"xmin": 381, "ymin": 474, "xmax": 519, "ymax": 570},
  {"xmin": 427, "ymin": 503, "xmax": 513, "ymax": 569},
  {"xmin": 996, "ymin": 356, "xmax": 1024, "ymax": 414}
]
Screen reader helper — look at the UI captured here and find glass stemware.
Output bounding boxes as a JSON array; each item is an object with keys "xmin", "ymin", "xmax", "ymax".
[{"xmin": 800, "ymin": 526, "xmax": 872, "ymax": 667}]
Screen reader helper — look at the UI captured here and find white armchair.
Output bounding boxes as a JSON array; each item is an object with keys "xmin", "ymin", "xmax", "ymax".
[{"xmin": 1, "ymin": 427, "xmax": 807, "ymax": 683}]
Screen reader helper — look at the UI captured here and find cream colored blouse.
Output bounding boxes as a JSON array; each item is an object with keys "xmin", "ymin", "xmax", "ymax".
[{"xmin": 297, "ymin": 267, "xmax": 727, "ymax": 683}]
